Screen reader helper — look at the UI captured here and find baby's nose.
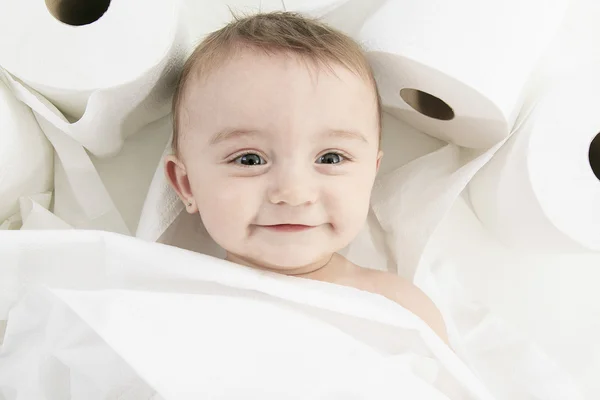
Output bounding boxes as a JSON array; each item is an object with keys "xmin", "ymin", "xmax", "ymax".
[{"xmin": 267, "ymin": 165, "xmax": 318, "ymax": 206}]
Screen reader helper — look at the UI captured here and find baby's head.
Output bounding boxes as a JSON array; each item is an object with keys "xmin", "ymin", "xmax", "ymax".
[{"xmin": 166, "ymin": 12, "xmax": 382, "ymax": 273}]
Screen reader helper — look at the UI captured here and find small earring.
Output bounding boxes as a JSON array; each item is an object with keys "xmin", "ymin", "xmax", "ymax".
[{"xmin": 186, "ymin": 200, "xmax": 192, "ymax": 207}]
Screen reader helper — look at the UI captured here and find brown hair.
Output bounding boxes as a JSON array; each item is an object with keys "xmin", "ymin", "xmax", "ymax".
[{"xmin": 171, "ymin": 11, "xmax": 382, "ymax": 155}]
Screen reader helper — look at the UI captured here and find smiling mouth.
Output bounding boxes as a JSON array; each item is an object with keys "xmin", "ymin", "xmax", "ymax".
[{"xmin": 260, "ymin": 224, "xmax": 315, "ymax": 232}]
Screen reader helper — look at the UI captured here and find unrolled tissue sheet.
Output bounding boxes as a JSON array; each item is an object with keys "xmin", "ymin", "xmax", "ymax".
[
  {"xmin": 0, "ymin": 69, "xmax": 130, "ymax": 234},
  {"xmin": 366, "ymin": 0, "xmax": 588, "ymax": 278},
  {"xmin": 469, "ymin": 74, "xmax": 600, "ymax": 252},
  {"xmin": 358, "ymin": 0, "xmax": 569, "ymax": 148},
  {"xmin": 0, "ymin": 193, "xmax": 58, "ymax": 231},
  {"xmin": 0, "ymin": 79, "xmax": 53, "ymax": 223},
  {"xmin": 370, "ymin": 94, "xmax": 549, "ymax": 278},
  {"xmin": 421, "ymin": 195, "xmax": 599, "ymax": 399},
  {"xmin": 414, "ymin": 244, "xmax": 584, "ymax": 400},
  {"xmin": 0, "ymin": 230, "xmax": 495, "ymax": 400},
  {"xmin": 0, "ymin": 0, "xmax": 189, "ymax": 233}
]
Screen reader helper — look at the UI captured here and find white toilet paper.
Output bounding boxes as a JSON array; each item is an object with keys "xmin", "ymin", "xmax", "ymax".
[
  {"xmin": 469, "ymin": 76, "xmax": 600, "ymax": 252},
  {"xmin": 318, "ymin": 0, "xmax": 388, "ymax": 37},
  {"xmin": 0, "ymin": 68, "xmax": 131, "ymax": 234},
  {"xmin": 0, "ymin": 0, "xmax": 188, "ymax": 157},
  {"xmin": 0, "ymin": 0, "xmax": 189, "ymax": 234},
  {"xmin": 182, "ymin": 0, "xmax": 284, "ymax": 46},
  {"xmin": 19, "ymin": 192, "xmax": 73, "ymax": 230},
  {"xmin": 282, "ymin": 0, "xmax": 349, "ymax": 16},
  {"xmin": 370, "ymin": 85, "xmax": 545, "ymax": 278},
  {"xmin": 358, "ymin": 0, "xmax": 569, "ymax": 148},
  {"xmin": 0, "ymin": 80, "xmax": 53, "ymax": 223}
]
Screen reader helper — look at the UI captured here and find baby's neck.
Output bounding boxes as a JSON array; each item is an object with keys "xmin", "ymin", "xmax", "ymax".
[{"xmin": 225, "ymin": 252, "xmax": 346, "ymax": 280}]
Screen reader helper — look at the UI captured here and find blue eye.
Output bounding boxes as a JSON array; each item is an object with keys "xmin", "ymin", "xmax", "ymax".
[
  {"xmin": 316, "ymin": 152, "xmax": 344, "ymax": 164},
  {"xmin": 234, "ymin": 153, "xmax": 266, "ymax": 166}
]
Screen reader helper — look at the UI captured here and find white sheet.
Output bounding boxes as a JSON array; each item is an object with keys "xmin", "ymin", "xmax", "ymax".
[
  {"xmin": 7, "ymin": 110, "xmax": 583, "ymax": 398},
  {"xmin": 0, "ymin": 230, "xmax": 494, "ymax": 400},
  {"xmin": 424, "ymin": 197, "xmax": 600, "ymax": 400}
]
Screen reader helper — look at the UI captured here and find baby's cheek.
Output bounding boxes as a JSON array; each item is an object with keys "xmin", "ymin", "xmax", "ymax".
[
  {"xmin": 196, "ymin": 179, "xmax": 258, "ymax": 244},
  {"xmin": 328, "ymin": 176, "xmax": 373, "ymax": 235},
  {"xmin": 202, "ymin": 192, "xmax": 243, "ymax": 229}
]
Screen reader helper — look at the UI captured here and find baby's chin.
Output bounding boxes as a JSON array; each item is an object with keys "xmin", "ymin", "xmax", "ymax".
[{"xmin": 233, "ymin": 247, "xmax": 337, "ymax": 272}]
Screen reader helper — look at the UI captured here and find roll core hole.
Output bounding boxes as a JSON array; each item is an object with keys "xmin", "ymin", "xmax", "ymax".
[
  {"xmin": 46, "ymin": 0, "xmax": 111, "ymax": 26},
  {"xmin": 400, "ymin": 88, "xmax": 455, "ymax": 121},
  {"xmin": 590, "ymin": 132, "xmax": 600, "ymax": 181}
]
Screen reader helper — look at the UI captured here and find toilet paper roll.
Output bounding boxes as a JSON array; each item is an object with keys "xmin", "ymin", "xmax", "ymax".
[
  {"xmin": 318, "ymin": 0, "xmax": 387, "ymax": 37},
  {"xmin": 282, "ymin": 0, "xmax": 349, "ymax": 16},
  {"xmin": 0, "ymin": 80, "xmax": 53, "ymax": 222},
  {"xmin": 182, "ymin": 1, "xmax": 261, "ymax": 45},
  {"xmin": 469, "ymin": 77, "xmax": 600, "ymax": 252},
  {"xmin": 358, "ymin": 0, "xmax": 569, "ymax": 149},
  {"xmin": 370, "ymin": 86, "xmax": 543, "ymax": 278},
  {"xmin": 0, "ymin": 0, "xmax": 187, "ymax": 157}
]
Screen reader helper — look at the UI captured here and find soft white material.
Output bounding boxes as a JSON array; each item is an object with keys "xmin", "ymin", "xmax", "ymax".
[
  {"xmin": 0, "ymin": 67, "xmax": 130, "ymax": 234},
  {"xmin": 0, "ymin": 69, "xmax": 116, "ymax": 234},
  {"xmin": 370, "ymin": 142, "xmax": 503, "ymax": 278},
  {"xmin": 358, "ymin": 0, "xmax": 568, "ymax": 148},
  {"xmin": 0, "ymin": 80, "xmax": 53, "ymax": 222},
  {"xmin": 367, "ymin": 9, "xmax": 580, "ymax": 277},
  {"xmin": 416, "ymin": 251, "xmax": 584, "ymax": 400},
  {"xmin": 0, "ymin": 214, "xmax": 19, "ymax": 230},
  {"xmin": 424, "ymin": 196, "xmax": 600, "ymax": 399},
  {"xmin": 0, "ymin": 230, "xmax": 494, "ymax": 400},
  {"xmin": 0, "ymin": 2, "xmax": 594, "ymax": 399},
  {"xmin": 89, "ymin": 115, "xmax": 171, "ymax": 233},
  {"xmin": 0, "ymin": 0, "xmax": 188, "ymax": 234},
  {"xmin": 19, "ymin": 193, "xmax": 73, "ymax": 230},
  {"xmin": 2, "ymin": 192, "xmax": 62, "ymax": 229},
  {"xmin": 469, "ymin": 73, "xmax": 600, "ymax": 251},
  {"xmin": 182, "ymin": 0, "xmax": 249, "ymax": 43},
  {"xmin": 0, "ymin": 0, "xmax": 187, "ymax": 158},
  {"xmin": 317, "ymin": 0, "xmax": 388, "ymax": 37},
  {"xmin": 0, "ymin": 287, "xmax": 162, "ymax": 399},
  {"xmin": 182, "ymin": 0, "xmax": 284, "ymax": 45},
  {"xmin": 0, "ymin": 193, "xmax": 71, "ymax": 231},
  {"xmin": 40, "ymin": 114, "xmax": 169, "ymax": 234},
  {"xmin": 0, "ymin": 230, "xmax": 583, "ymax": 399},
  {"xmin": 282, "ymin": 0, "xmax": 349, "ymax": 16}
]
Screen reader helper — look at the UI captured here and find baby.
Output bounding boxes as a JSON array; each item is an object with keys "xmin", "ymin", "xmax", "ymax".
[{"xmin": 165, "ymin": 12, "xmax": 448, "ymax": 344}]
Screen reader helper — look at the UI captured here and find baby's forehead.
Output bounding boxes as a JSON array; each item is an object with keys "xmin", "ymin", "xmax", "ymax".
[
  {"xmin": 184, "ymin": 51, "xmax": 373, "ymax": 109},
  {"xmin": 185, "ymin": 47, "xmax": 373, "ymax": 98},
  {"xmin": 177, "ymin": 49, "xmax": 379, "ymax": 149}
]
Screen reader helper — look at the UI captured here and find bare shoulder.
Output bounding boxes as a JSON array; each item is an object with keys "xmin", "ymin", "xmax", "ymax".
[{"xmin": 358, "ymin": 268, "xmax": 449, "ymax": 345}]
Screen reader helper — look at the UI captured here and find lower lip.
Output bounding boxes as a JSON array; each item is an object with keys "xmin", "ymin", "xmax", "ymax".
[{"xmin": 261, "ymin": 224, "xmax": 315, "ymax": 232}]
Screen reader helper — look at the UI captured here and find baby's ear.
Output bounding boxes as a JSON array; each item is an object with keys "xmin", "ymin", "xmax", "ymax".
[{"xmin": 164, "ymin": 155, "xmax": 198, "ymax": 213}]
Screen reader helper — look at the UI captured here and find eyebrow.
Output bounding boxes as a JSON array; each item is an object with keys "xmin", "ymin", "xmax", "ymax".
[
  {"xmin": 325, "ymin": 129, "xmax": 369, "ymax": 143},
  {"xmin": 209, "ymin": 127, "xmax": 369, "ymax": 145},
  {"xmin": 209, "ymin": 129, "xmax": 261, "ymax": 145}
]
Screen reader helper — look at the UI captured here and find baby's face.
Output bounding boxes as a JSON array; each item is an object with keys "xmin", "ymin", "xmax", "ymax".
[{"xmin": 168, "ymin": 49, "xmax": 381, "ymax": 270}]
